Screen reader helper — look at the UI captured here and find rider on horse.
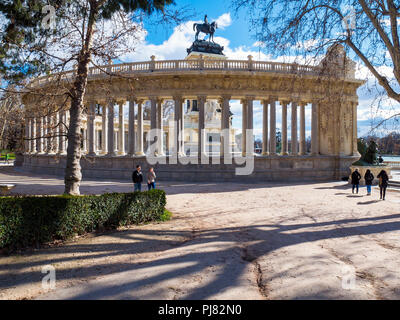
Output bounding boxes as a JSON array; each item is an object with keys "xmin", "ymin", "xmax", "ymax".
[
  {"xmin": 193, "ymin": 15, "xmax": 218, "ymax": 42},
  {"xmin": 204, "ymin": 15, "xmax": 209, "ymax": 27}
]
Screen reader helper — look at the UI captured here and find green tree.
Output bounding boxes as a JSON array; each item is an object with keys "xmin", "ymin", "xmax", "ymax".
[{"xmin": 0, "ymin": 0, "xmax": 177, "ymax": 195}]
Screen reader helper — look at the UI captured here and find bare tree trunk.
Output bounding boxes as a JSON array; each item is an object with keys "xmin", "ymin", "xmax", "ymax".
[{"xmin": 64, "ymin": 6, "xmax": 97, "ymax": 195}]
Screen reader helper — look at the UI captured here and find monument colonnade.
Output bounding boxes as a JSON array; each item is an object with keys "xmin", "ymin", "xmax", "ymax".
[
  {"xmin": 21, "ymin": 52, "xmax": 363, "ymax": 181},
  {"xmin": 25, "ymin": 95, "xmax": 336, "ymax": 160}
]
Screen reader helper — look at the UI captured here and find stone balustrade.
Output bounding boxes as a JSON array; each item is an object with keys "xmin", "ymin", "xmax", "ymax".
[{"xmin": 28, "ymin": 57, "xmax": 356, "ymax": 89}]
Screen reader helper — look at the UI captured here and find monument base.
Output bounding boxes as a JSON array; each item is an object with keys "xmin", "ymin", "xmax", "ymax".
[
  {"xmin": 186, "ymin": 51, "xmax": 227, "ymax": 60},
  {"xmin": 187, "ymin": 40, "xmax": 225, "ymax": 58}
]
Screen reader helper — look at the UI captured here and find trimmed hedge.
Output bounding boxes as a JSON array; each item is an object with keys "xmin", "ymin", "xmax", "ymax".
[{"xmin": 0, "ymin": 190, "xmax": 166, "ymax": 251}]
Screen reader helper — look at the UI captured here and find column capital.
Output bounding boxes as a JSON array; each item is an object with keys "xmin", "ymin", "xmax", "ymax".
[
  {"xmin": 135, "ymin": 98, "xmax": 145, "ymax": 105},
  {"xmin": 240, "ymin": 96, "xmax": 255, "ymax": 105},
  {"xmin": 197, "ymin": 95, "xmax": 207, "ymax": 103},
  {"xmin": 279, "ymin": 100, "xmax": 290, "ymax": 106},
  {"xmin": 218, "ymin": 95, "xmax": 231, "ymax": 102},
  {"xmin": 261, "ymin": 99, "xmax": 271, "ymax": 106},
  {"xmin": 173, "ymin": 96, "xmax": 183, "ymax": 103},
  {"xmin": 107, "ymin": 98, "xmax": 116, "ymax": 105}
]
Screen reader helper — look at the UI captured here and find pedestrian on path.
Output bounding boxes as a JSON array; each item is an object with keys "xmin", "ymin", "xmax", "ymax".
[
  {"xmin": 364, "ymin": 169, "xmax": 374, "ymax": 196},
  {"xmin": 351, "ymin": 168, "xmax": 361, "ymax": 194},
  {"xmin": 147, "ymin": 167, "xmax": 156, "ymax": 191},
  {"xmin": 377, "ymin": 170, "xmax": 389, "ymax": 201},
  {"xmin": 132, "ymin": 165, "xmax": 143, "ymax": 192}
]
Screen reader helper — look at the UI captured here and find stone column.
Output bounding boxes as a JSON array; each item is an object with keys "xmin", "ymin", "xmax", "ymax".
[
  {"xmin": 118, "ymin": 102, "xmax": 125, "ymax": 156},
  {"xmin": 262, "ymin": 100, "xmax": 269, "ymax": 156},
  {"xmin": 157, "ymin": 99, "xmax": 164, "ymax": 156},
  {"xmin": 241, "ymin": 99, "xmax": 247, "ymax": 157},
  {"xmin": 198, "ymin": 96, "xmax": 207, "ymax": 157},
  {"xmin": 31, "ymin": 117, "xmax": 37, "ymax": 153},
  {"xmin": 88, "ymin": 102, "xmax": 96, "ymax": 156},
  {"xmin": 219, "ymin": 96, "xmax": 231, "ymax": 157},
  {"xmin": 53, "ymin": 112, "xmax": 60, "ymax": 154},
  {"xmin": 291, "ymin": 102, "xmax": 298, "ymax": 155},
  {"xmin": 299, "ymin": 102, "xmax": 306, "ymax": 155},
  {"xmin": 136, "ymin": 100, "xmax": 145, "ymax": 156},
  {"xmin": 101, "ymin": 104, "xmax": 108, "ymax": 155},
  {"xmin": 58, "ymin": 111, "xmax": 67, "ymax": 155},
  {"xmin": 148, "ymin": 98, "xmax": 158, "ymax": 157},
  {"xmin": 82, "ymin": 129, "xmax": 87, "ymax": 154},
  {"xmin": 46, "ymin": 115, "xmax": 53, "ymax": 153},
  {"xmin": 37, "ymin": 116, "xmax": 44, "ymax": 154},
  {"xmin": 127, "ymin": 99, "xmax": 136, "ymax": 157},
  {"xmin": 269, "ymin": 100, "xmax": 277, "ymax": 155},
  {"xmin": 311, "ymin": 102, "xmax": 320, "ymax": 155},
  {"xmin": 107, "ymin": 101, "xmax": 116, "ymax": 156},
  {"xmin": 281, "ymin": 101, "xmax": 288, "ymax": 155},
  {"xmin": 25, "ymin": 118, "xmax": 31, "ymax": 153},
  {"xmin": 352, "ymin": 102, "xmax": 358, "ymax": 156},
  {"xmin": 246, "ymin": 97, "xmax": 254, "ymax": 156},
  {"xmin": 42, "ymin": 115, "xmax": 48, "ymax": 154},
  {"xmin": 173, "ymin": 96, "xmax": 184, "ymax": 156}
]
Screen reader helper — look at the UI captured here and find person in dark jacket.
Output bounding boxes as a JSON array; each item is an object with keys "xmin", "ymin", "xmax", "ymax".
[
  {"xmin": 364, "ymin": 169, "xmax": 374, "ymax": 196},
  {"xmin": 351, "ymin": 169, "xmax": 362, "ymax": 194},
  {"xmin": 377, "ymin": 170, "xmax": 389, "ymax": 200},
  {"xmin": 132, "ymin": 165, "xmax": 143, "ymax": 192}
]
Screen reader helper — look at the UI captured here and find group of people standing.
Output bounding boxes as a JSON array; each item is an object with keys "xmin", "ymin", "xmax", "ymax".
[
  {"xmin": 132, "ymin": 165, "xmax": 157, "ymax": 192},
  {"xmin": 351, "ymin": 169, "xmax": 389, "ymax": 200}
]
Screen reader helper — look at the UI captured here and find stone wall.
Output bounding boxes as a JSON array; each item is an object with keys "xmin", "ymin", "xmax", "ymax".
[{"xmin": 20, "ymin": 154, "xmax": 358, "ymax": 183}]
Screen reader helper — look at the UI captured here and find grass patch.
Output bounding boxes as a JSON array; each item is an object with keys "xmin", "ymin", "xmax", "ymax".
[
  {"xmin": 0, "ymin": 150, "xmax": 15, "ymax": 160},
  {"xmin": 160, "ymin": 209, "xmax": 173, "ymax": 221}
]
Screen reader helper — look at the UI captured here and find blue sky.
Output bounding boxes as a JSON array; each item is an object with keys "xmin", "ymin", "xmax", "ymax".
[
  {"xmin": 143, "ymin": 0, "xmax": 254, "ymax": 49},
  {"xmin": 121, "ymin": 0, "xmax": 399, "ymax": 139}
]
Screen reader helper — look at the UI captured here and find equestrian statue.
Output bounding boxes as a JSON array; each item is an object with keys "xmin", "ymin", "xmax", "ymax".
[{"xmin": 193, "ymin": 15, "xmax": 218, "ymax": 43}]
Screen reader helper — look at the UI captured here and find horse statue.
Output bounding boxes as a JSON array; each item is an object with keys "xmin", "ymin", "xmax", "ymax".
[{"xmin": 193, "ymin": 21, "xmax": 218, "ymax": 43}]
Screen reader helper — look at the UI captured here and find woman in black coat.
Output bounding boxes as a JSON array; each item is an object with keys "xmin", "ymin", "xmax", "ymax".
[
  {"xmin": 351, "ymin": 169, "xmax": 362, "ymax": 194},
  {"xmin": 364, "ymin": 169, "xmax": 374, "ymax": 196},
  {"xmin": 377, "ymin": 170, "xmax": 389, "ymax": 200}
]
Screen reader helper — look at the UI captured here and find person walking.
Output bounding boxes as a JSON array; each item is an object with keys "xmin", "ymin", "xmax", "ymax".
[
  {"xmin": 147, "ymin": 167, "xmax": 156, "ymax": 191},
  {"xmin": 132, "ymin": 165, "xmax": 143, "ymax": 192},
  {"xmin": 364, "ymin": 169, "xmax": 374, "ymax": 196},
  {"xmin": 377, "ymin": 170, "xmax": 389, "ymax": 201},
  {"xmin": 351, "ymin": 168, "xmax": 362, "ymax": 194}
]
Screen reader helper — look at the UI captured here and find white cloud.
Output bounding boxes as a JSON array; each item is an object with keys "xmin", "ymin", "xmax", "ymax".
[{"xmin": 215, "ymin": 13, "xmax": 232, "ymax": 29}]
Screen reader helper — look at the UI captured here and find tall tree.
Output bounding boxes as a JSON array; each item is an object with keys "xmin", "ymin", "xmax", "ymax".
[
  {"xmin": 0, "ymin": 87, "xmax": 23, "ymax": 151},
  {"xmin": 0, "ymin": 0, "xmax": 177, "ymax": 194},
  {"xmin": 233, "ymin": 0, "xmax": 400, "ymax": 119}
]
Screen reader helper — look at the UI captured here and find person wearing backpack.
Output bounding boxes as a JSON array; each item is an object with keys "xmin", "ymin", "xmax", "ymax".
[
  {"xmin": 364, "ymin": 169, "xmax": 374, "ymax": 196},
  {"xmin": 132, "ymin": 165, "xmax": 143, "ymax": 192},
  {"xmin": 351, "ymin": 168, "xmax": 362, "ymax": 194},
  {"xmin": 377, "ymin": 170, "xmax": 389, "ymax": 201}
]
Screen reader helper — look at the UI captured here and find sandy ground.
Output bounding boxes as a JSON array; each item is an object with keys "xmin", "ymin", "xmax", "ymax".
[{"xmin": 0, "ymin": 166, "xmax": 400, "ymax": 300}]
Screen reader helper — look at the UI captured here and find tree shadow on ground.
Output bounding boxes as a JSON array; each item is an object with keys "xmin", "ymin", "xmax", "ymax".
[{"xmin": 2, "ymin": 213, "xmax": 400, "ymax": 300}]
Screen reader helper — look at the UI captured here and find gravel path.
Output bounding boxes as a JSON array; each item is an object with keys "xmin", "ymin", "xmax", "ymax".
[{"xmin": 1, "ymin": 167, "xmax": 400, "ymax": 300}]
